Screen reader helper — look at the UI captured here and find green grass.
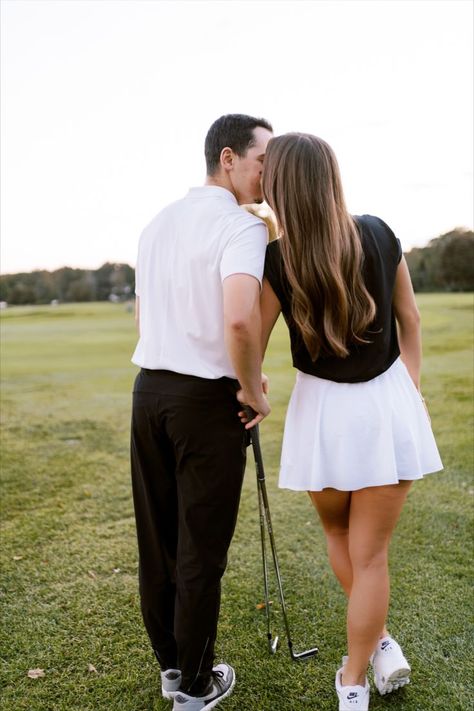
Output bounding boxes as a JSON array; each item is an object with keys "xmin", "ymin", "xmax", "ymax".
[{"xmin": 1, "ymin": 294, "xmax": 473, "ymax": 710}]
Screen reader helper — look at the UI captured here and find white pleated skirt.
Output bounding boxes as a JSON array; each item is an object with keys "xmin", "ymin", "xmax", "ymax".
[{"xmin": 279, "ymin": 358, "xmax": 443, "ymax": 492}]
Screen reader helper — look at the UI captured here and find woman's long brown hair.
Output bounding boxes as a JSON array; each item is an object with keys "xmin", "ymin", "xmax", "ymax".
[{"xmin": 262, "ymin": 133, "xmax": 376, "ymax": 360}]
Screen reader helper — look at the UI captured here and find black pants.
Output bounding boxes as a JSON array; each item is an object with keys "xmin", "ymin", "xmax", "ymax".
[{"xmin": 130, "ymin": 369, "xmax": 247, "ymax": 693}]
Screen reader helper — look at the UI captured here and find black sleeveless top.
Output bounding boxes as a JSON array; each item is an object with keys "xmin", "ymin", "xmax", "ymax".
[{"xmin": 263, "ymin": 215, "xmax": 402, "ymax": 383}]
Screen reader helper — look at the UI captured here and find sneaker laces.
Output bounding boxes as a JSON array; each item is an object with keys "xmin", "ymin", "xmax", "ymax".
[{"xmin": 208, "ymin": 668, "xmax": 228, "ymax": 693}]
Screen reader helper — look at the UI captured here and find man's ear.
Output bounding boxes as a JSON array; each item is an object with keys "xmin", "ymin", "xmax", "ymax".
[{"xmin": 220, "ymin": 146, "xmax": 234, "ymax": 172}]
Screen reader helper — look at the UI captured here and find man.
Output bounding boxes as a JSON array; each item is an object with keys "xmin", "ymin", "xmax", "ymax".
[{"xmin": 131, "ymin": 114, "xmax": 273, "ymax": 711}]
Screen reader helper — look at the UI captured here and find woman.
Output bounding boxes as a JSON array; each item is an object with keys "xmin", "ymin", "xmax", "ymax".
[{"xmin": 252, "ymin": 134, "xmax": 442, "ymax": 710}]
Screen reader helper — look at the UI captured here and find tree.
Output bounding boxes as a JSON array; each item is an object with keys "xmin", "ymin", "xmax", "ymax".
[
  {"xmin": 405, "ymin": 228, "xmax": 473, "ymax": 292},
  {"xmin": 0, "ymin": 262, "xmax": 134, "ymax": 305},
  {"xmin": 440, "ymin": 231, "xmax": 474, "ymax": 291}
]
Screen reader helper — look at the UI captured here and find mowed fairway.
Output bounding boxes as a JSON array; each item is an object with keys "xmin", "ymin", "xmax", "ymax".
[{"xmin": 1, "ymin": 294, "xmax": 473, "ymax": 711}]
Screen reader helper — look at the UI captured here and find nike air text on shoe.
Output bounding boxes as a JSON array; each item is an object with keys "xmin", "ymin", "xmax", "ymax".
[
  {"xmin": 335, "ymin": 661, "xmax": 370, "ymax": 711},
  {"xmin": 172, "ymin": 663, "xmax": 235, "ymax": 711},
  {"xmin": 371, "ymin": 636, "xmax": 411, "ymax": 695},
  {"xmin": 161, "ymin": 668, "xmax": 182, "ymax": 700}
]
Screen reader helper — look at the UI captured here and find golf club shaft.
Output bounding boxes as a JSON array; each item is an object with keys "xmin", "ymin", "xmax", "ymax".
[
  {"xmin": 244, "ymin": 406, "xmax": 318, "ymax": 660},
  {"xmin": 258, "ymin": 479, "xmax": 275, "ymax": 651}
]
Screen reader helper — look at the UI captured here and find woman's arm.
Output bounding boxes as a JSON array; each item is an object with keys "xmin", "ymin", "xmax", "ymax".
[
  {"xmin": 392, "ymin": 256, "xmax": 422, "ymax": 390},
  {"xmin": 261, "ymin": 277, "xmax": 282, "ymax": 357}
]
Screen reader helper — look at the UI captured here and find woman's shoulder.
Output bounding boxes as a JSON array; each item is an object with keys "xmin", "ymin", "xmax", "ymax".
[
  {"xmin": 354, "ymin": 214, "xmax": 395, "ymax": 236},
  {"xmin": 354, "ymin": 215, "xmax": 402, "ymax": 262}
]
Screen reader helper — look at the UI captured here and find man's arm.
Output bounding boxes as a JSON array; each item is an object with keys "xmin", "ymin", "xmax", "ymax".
[{"xmin": 223, "ymin": 273, "xmax": 270, "ymax": 428}]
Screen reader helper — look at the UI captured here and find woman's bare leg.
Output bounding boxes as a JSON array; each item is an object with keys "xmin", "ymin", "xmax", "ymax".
[
  {"xmin": 310, "ymin": 482, "xmax": 411, "ymax": 686},
  {"xmin": 308, "ymin": 489, "xmax": 353, "ymax": 596},
  {"xmin": 343, "ymin": 481, "xmax": 412, "ymax": 686},
  {"xmin": 309, "ymin": 489, "xmax": 391, "ymax": 640}
]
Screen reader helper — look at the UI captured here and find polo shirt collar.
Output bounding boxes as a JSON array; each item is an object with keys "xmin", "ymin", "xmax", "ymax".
[{"xmin": 187, "ymin": 186, "xmax": 238, "ymax": 204}]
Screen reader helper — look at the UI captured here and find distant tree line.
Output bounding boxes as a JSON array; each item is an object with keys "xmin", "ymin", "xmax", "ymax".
[
  {"xmin": 0, "ymin": 262, "xmax": 135, "ymax": 305},
  {"xmin": 405, "ymin": 228, "xmax": 474, "ymax": 292},
  {"xmin": 0, "ymin": 228, "xmax": 472, "ymax": 306}
]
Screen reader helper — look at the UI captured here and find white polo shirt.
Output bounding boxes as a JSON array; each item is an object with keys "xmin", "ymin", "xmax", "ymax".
[{"xmin": 131, "ymin": 186, "xmax": 268, "ymax": 379}]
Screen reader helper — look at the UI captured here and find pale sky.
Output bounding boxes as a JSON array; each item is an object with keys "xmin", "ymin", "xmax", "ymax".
[{"xmin": 1, "ymin": 0, "xmax": 473, "ymax": 274}]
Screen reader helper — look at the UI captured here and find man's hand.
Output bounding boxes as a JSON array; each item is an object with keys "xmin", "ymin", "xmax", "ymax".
[
  {"xmin": 236, "ymin": 387, "xmax": 271, "ymax": 429},
  {"xmin": 236, "ymin": 372, "xmax": 270, "ymax": 428}
]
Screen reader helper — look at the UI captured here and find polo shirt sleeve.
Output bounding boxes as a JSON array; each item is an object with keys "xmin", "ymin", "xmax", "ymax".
[{"xmin": 220, "ymin": 221, "xmax": 268, "ymax": 285}]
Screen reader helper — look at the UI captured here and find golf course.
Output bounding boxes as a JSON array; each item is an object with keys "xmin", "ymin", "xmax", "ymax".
[{"xmin": 1, "ymin": 293, "xmax": 472, "ymax": 710}]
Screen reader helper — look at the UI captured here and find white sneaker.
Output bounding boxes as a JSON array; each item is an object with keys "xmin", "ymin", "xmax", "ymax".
[
  {"xmin": 161, "ymin": 668, "xmax": 182, "ymax": 699},
  {"xmin": 371, "ymin": 636, "xmax": 410, "ymax": 695},
  {"xmin": 335, "ymin": 658, "xmax": 370, "ymax": 711},
  {"xmin": 172, "ymin": 663, "xmax": 235, "ymax": 711}
]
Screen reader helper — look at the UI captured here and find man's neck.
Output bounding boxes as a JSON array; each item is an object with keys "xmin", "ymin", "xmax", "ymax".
[{"xmin": 205, "ymin": 174, "xmax": 236, "ymax": 200}]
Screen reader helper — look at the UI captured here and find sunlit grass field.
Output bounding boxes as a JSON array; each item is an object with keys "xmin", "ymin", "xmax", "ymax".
[{"xmin": 1, "ymin": 294, "xmax": 473, "ymax": 710}]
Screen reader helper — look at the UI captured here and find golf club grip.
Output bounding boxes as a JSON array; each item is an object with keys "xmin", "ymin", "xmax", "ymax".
[
  {"xmin": 242, "ymin": 406, "xmax": 266, "ymax": 479},
  {"xmin": 242, "ymin": 404, "xmax": 258, "ymax": 426}
]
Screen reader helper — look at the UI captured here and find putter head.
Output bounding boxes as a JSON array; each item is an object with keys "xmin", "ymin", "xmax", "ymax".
[{"xmin": 290, "ymin": 646, "xmax": 318, "ymax": 661}]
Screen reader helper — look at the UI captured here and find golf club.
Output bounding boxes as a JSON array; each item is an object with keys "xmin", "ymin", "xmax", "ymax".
[{"xmin": 244, "ymin": 406, "xmax": 318, "ymax": 662}]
